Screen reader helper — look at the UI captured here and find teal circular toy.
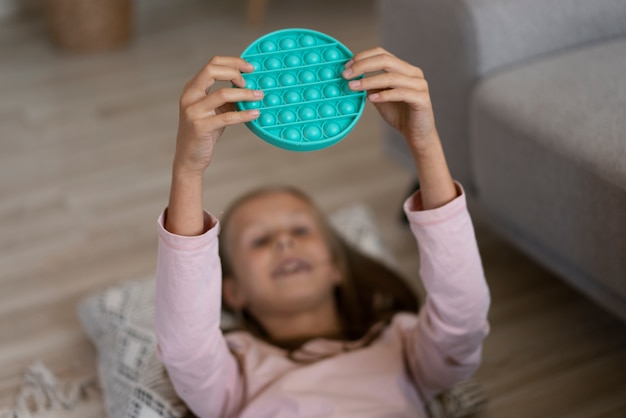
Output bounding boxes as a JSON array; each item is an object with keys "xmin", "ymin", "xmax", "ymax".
[{"xmin": 236, "ymin": 28, "xmax": 366, "ymax": 152}]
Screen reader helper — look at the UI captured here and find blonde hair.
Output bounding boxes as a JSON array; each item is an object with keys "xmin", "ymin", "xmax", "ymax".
[{"xmin": 218, "ymin": 186, "xmax": 419, "ymax": 350}]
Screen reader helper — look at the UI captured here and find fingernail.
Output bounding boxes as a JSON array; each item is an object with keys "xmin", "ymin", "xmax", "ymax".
[
  {"xmin": 249, "ymin": 110, "xmax": 260, "ymax": 117},
  {"xmin": 348, "ymin": 80, "xmax": 361, "ymax": 89},
  {"xmin": 344, "ymin": 59, "xmax": 354, "ymax": 69},
  {"xmin": 253, "ymin": 90, "xmax": 264, "ymax": 97},
  {"xmin": 342, "ymin": 68, "xmax": 353, "ymax": 78},
  {"xmin": 369, "ymin": 93, "xmax": 380, "ymax": 101}
]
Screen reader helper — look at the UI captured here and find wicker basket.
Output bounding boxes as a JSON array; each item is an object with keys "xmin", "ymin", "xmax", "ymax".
[{"xmin": 44, "ymin": 0, "xmax": 133, "ymax": 52}]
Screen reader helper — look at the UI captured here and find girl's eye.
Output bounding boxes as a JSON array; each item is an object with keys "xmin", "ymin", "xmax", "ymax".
[
  {"xmin": 292, "ymin": 226, "xmax": 310, "ymax": 236},
  {"xmin": 251, "ymin": 235, "xmax": 271, "ymax": 248}
]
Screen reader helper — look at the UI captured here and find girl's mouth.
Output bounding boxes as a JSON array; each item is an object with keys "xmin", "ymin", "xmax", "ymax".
[{"xmin": 272, "ymin": 258, "xmax": 312, "ymax": 278}]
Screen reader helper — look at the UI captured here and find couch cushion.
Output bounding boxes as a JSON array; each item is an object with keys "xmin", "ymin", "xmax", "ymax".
[
  {"xmin": 470, "ymin": 37, "xmax": 626, "ymax": 319},
  {"xmin": 473, "ymin": 37, "xmax": 626, "ymax": 189},
  {"xmin": 465, "ymin": 0, "xmax": 626, "ymax": 77}
]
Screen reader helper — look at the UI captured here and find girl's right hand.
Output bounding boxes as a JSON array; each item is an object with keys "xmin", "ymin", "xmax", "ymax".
[{"xmin": 174, "ymin": 56, "xmax": 264, "ymax": 176}]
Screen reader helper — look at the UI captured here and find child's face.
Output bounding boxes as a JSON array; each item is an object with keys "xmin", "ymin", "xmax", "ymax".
[{"xmin": 223, "ymin": 191, "xmax": 342, "ymax": 317}]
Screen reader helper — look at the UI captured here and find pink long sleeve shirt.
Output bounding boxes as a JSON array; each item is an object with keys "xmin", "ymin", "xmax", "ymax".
[{"xmin": 155, "ymin": 186, "xmax": 490, "ymax": 418}]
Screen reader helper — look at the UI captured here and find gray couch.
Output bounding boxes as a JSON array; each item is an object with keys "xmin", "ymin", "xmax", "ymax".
[{"xmin": 379, "ymin": 0, "xmax": 626, "ymax": 322}]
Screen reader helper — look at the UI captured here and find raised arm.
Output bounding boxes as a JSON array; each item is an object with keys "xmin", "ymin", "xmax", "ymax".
[
  {"xmin": 155, "ymin": 56, "xmax": 263, "ymax": 417},
  {"xmin": 344, "ymin": 47, "xmax": 456, "ymax": 210},
  {"xmin": 403, "ymin": 185, "xmax": 489, "ymax": 401},
  {"xmin": 346, "ymin": 48, "xmax": 489, "ymax": 399},
  {"xmin": 166, "ymin": 56, "xmax": 261, "ymax": 236}
]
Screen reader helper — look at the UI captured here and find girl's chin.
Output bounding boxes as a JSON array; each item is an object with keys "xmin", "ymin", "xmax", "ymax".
[{"xmin": 267, "ymin": 285, "xmax": 332, "ymax": 308}]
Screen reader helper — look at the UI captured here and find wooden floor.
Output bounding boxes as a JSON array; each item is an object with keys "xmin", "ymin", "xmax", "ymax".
[{"xmin": 1, "ymin": 1, "xmax": 625, "ymax": 416}]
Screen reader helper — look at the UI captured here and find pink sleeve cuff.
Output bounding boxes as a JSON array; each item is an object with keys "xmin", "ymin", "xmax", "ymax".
[
  {"xmin": 157, "ymin": 209, "xmax": 221, "ymax": 250},
  {"xmin": 403, "ymin": 182, "xmax": 467, "ymax": 227}
]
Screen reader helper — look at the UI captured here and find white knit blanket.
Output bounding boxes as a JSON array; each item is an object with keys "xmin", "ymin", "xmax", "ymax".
[{"xmin": 0, "ymin": 362, "xmax": 101, "ymax": 418}]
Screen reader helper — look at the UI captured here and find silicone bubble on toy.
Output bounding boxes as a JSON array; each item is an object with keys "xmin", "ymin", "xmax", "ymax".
[{"xmin": 236, "ymin": 29, "xmax": 366, "ymax": 152}]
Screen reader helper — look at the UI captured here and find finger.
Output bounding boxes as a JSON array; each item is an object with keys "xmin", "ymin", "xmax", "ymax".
[
  {"xmin": 192, "ymin": 56, "xmax": 254, "ymax": 88},
  {"xmin": 216, "ymin": 102, "xmax": 236, "ymax": 115},
  {"xmin": 345, "ymin": 46, "xmax": 390, "ymax": 68},
  {"xmin": 187, "ymin": 87, "xmax": 264, "ymax": 118},
  {"xmin": 183, "ymin": 64, "xmax": 245, "ymax": 103},
  {"xmin": 181, "ymin": 59, "xmax": 254, "ymax": 106},
  {"xmin": 346, "ymin": 53, "xmax": 423, "ymax": 78},
  {"xmin": 343, "ymin": 53, "xmax": 423, "ymax": 80},
  {"xmin": 207, "ymin": 108, "xmax": 261, "ymax": 130},
  {"xmin": 347, "ymin": 72, "xmax": 428, "ymax": 93},
  {"xmin": 367, "ymin": 88, "xmax": 431, "ymax": 108},
  {"xmin": 190, "ymin": 107, "xmax": 260, "ymax": 133},
  {"xmin": 208, "ymin": 56, "xmax": 255, "ymax": 73}
]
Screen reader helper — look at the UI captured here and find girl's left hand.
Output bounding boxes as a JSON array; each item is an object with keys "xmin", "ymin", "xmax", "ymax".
[{"xmin": 343, "ymin": 47, "xmax": 437, "ymax": 152}]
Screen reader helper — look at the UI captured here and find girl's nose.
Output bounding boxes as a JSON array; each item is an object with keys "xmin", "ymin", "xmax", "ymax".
[{"xmin": 275, "ymin": 232, "xmax": 294, "ymax": 250}]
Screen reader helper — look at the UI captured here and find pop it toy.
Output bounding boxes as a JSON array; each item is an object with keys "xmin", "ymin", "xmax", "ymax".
[{"xmin": 236, "ymin": 28, "xmax": 366, "ymax": 151}]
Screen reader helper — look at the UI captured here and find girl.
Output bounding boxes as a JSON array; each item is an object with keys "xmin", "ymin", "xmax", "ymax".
[{"xmin": 156, "ymin": 47, "xmax": 490, "ymax": 418}]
